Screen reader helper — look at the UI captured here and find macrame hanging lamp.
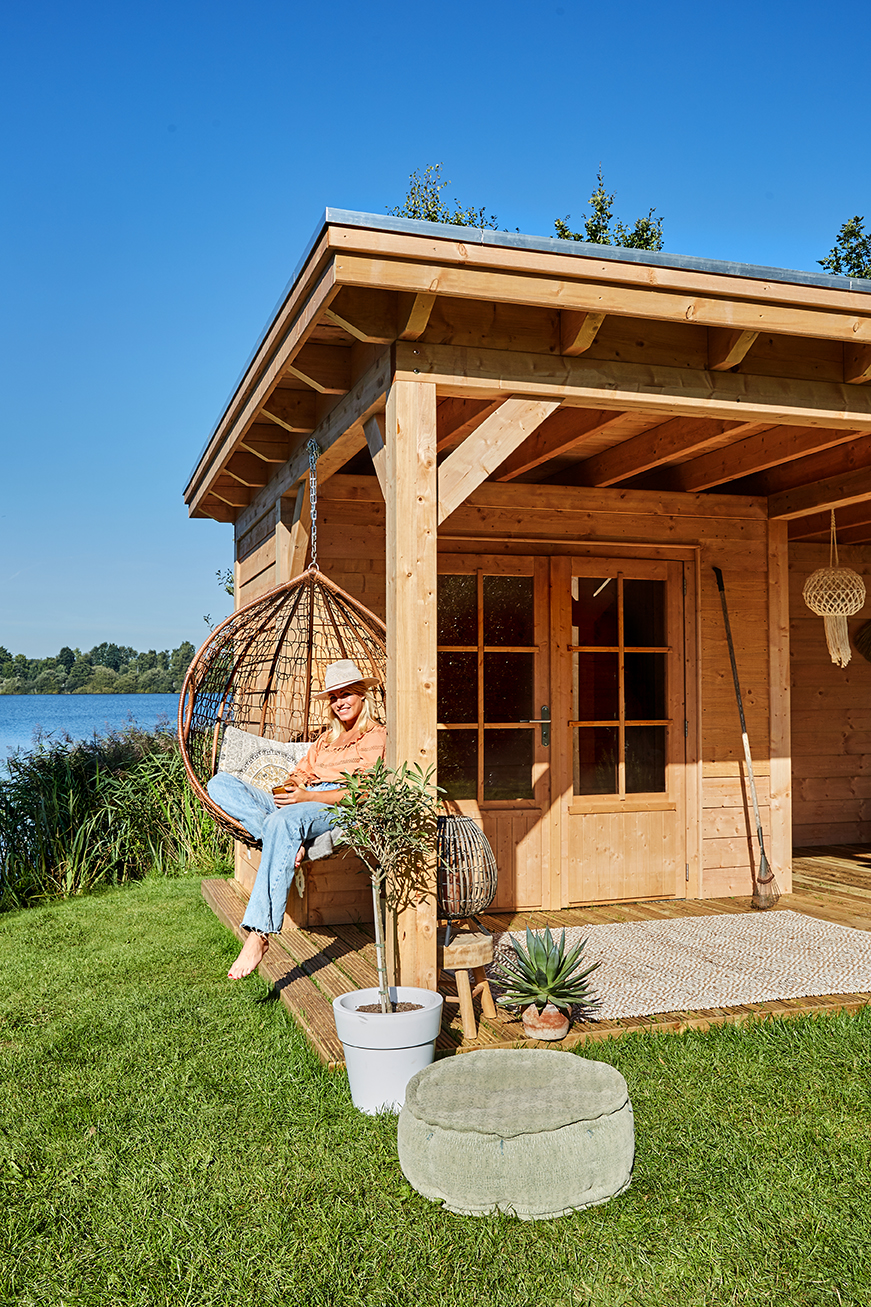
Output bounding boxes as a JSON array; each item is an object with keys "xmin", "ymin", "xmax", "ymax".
[
  {"xmin": 178, "ymin": 441, "xmax": 387, "ymax": 845},
  {"xmin": 802, "ymin": 511, "xmax": 866, "ymax": 668}
]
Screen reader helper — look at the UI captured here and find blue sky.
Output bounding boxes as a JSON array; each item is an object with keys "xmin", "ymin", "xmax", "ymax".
[{"xmin": 1, "ymin": 0, "xmax": 866, "ymax": 657}]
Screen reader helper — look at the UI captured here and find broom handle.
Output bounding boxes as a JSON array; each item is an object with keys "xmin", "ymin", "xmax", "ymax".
[{"xmin": 712, "ymin": 567, "xmax": 771, "ymax": 876}]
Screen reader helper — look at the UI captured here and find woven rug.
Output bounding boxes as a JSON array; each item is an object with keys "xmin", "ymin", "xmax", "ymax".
[{"xmin": 491, "ymin": 911, "xmax": 871, "ymax": 1020}]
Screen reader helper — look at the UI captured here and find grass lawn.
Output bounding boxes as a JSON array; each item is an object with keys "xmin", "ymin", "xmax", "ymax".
[{"xmin": 2, "ymin": 878, "xmax": 870, "ymax": 1307}]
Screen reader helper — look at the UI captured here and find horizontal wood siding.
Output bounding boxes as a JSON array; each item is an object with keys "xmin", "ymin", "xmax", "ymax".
[{"xmin": 790, "ymin": 542, "xmax": 871, "ymax": 846}]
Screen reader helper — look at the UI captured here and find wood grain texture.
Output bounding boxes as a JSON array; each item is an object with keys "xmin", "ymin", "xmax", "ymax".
[{"xmin": 437, "ymin": 397, "xmax": 562, "ymax": 522}]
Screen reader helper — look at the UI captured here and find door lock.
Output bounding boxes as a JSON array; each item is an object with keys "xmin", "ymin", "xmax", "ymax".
[{"xmin": 521, "ymin": 705, "xmax": 550, "ymax": 747}]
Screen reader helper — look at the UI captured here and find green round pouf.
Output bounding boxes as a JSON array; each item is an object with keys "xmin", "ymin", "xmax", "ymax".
[{"xmin": 397, "ymin": 1049, "xmax": 634, "ymax": 1220}]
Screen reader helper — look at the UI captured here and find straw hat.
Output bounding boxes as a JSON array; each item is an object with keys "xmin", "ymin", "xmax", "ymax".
[{"xmin": 311, "ymin": 659, "xmax": 381, "ymax": 699}]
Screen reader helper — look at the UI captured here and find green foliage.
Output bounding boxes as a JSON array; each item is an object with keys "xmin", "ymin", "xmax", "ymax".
[
  {"xmin": 388, "ymin": 163, "xmax": 498, "ymax": 229},
  {"xmin": 331, "ymin": 759, "xmax": 441, "ymax": 1008},
  {"xmin": 496, "ymin": 924, "xmax": 601, "ymax": 1014},
  {"xmin": 216, "ymin": 566, "xmax": 235, "ymax": 597},
  {"xmin": 0, "ymin": 726, "xmax": 231, "ymax": 909},
  {"xmin": 819, "ymin": 214, "xmax": 871, "ymax": 279},
  {"xmin": 555, "ymin": 167, "xmax": 664, "ymax": 251},
  {"xmin": 2, "ymin": 879, "xmax": 871, "ymax": 1306},
  {"xmin": 0, "ymin": 639, "xmax": 195, "ymax": 695}
]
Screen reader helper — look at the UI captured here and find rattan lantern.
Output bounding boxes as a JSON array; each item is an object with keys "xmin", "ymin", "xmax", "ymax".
[
  {"xmin": 436, "ymin": 815, "xmax": 498, "ymax": 944},
  {"xmin": 802, "ymin": 511, "xmax": 866, "ymax": 668}
]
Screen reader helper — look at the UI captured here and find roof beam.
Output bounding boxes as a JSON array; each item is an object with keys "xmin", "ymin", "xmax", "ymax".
[
  {"xmin": 572, "ymin": 417, "xmax": 760, "ymax": 487},
  {"xmin": 396, "ymin": 342, "xmax": 871, "ymax": 433},
  {"xmin": 398, "ymin": 291, "xmax": 437, "ymax": 341},
  {"xmin": 708, "ymin": 327, "xmax": 759, "ymax": 371},
  {"xmin": 338, "ymin": 252, "xmax": 871, "ymax": 345},
  {"xmin": 769, "ymin": 465, "xmax": 871, "ymax": 519},
  {"xmin": 494, "ymin": 408, "xmax": 630, "ymax": 481},
  {"xmin": 845, "ymin": 342, "xmax": 871, "ymax": 385},
  {"xmin": 788, "ymin": 499, "xmax": 871, "ymax": 540},
  {"xmin": 261, "ymin": 391, "xmax": 318, "ymax": 433},
  {"xmin": 438, "ymin": 397, "xmax": 562, "ymax": 524},
  {"xmin": 196, "ymin": 495, "xmax": 236, "ymax": 523},
  {"xmin": 560, "ymin": 310, "xmax": 606, "ymax": 356},
  {"xmin": 285, "ymin": 343, "xmax": 352, "ymax": 395},
  {"xmin": 673, "ymin": 425, "xmax": 862, "ymax": 493},
  {"xmin": 239, "ymin": 429, "xmax": 292, "ymax": 463},
  {"xmin": 224, "ymin": 450, "xmax": 272, "ymax": 488},
  {"xmin": 323, "ymin": 287, "xmax": 397, "ymax": 343},
  {"xmin": 436, "ymin": 398, "xmax": 504, "ymax": 454},
  {"xmin": 210, "ymin": 477, "xmax": 251, "ymax": 508},
  {"xmin": 730, "ymin": 433, "xmax": 871, "ymax": 497},
  {"xmin": 234, "ymin": 350, "xmax": 391, "ymax": 538}
]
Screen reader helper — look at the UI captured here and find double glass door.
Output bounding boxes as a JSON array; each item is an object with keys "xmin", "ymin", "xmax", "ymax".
[{"xmin": 436, "ymin": 554, "xmax": 689, "ymax": 908}]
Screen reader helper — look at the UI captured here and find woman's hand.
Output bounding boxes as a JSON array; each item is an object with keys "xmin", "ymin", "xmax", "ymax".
[{"xmin": 273, "ymin": 786, "xmax": 345, "ymax": 807}]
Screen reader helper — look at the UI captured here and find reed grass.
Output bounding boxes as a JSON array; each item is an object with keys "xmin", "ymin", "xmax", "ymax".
[{"xmin": 0, "ymin": 726, "xmax": 231, "ymax": 908}]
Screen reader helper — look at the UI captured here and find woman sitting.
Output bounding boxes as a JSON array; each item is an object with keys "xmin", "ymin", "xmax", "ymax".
[{"xmin": 208, "ymin": 659, "xmax": 385, "ymax": 979}]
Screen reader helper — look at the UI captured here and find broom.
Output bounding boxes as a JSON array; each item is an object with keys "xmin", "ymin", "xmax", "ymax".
[{"xmin": 712, "ymin": 567, "xmax": 781, "ymax": 910}]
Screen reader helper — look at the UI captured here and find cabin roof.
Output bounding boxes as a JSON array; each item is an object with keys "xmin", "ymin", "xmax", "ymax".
[{"xmin": 185, "ymin": 209, "xmax": 871, "ymax": 546}]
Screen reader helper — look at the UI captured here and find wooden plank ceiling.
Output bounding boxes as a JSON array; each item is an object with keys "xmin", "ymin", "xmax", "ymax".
[{"xmin": 184, "ymin": 220, "xmax": 871, "ymax": 545}]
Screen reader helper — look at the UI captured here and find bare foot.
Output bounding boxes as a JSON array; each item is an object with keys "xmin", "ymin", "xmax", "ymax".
[
  {"xmin": 294, "ymin": 843, "xmax": 306, "ymax": 868},
  {"xmin": 228, "ymin": 931, "xmax": 269, "ymax": 979}
]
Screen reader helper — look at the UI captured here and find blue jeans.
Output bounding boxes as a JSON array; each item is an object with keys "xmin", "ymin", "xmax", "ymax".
[{"xmin": 207, "ymin": 774, "xmax": 339, "ymax": 935}]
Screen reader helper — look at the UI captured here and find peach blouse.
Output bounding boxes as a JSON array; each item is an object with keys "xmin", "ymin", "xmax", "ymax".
[{"xmin": 287, "ymin": 723, "xmax": 387, "ymax": 787}]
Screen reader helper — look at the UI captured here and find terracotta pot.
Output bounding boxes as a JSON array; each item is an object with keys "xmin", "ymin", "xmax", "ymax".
[{"xmin": 521, "ymin": 1002, "xmax": 570, "ymax": 1041}]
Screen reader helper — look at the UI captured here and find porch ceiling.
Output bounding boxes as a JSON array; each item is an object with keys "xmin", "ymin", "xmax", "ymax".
[{"xmin": 184, "ymin": 212, "xmax": 871, "ymax": 545}]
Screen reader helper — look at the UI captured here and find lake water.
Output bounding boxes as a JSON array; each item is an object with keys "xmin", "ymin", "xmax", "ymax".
[{"xmin": 0, "ymin": 694, "xmax": 180, "ymax": 761}]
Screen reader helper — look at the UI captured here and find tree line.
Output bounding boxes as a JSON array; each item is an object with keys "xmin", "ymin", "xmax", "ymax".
[{"xmin": 0, "ymin": 641, "xmax": 196, "ymax": 696}]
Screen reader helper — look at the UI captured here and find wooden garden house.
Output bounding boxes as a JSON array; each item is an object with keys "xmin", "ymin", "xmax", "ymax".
[{"xmin": 185, "ymin": 210, "xmax": 871, "ymax": 990}]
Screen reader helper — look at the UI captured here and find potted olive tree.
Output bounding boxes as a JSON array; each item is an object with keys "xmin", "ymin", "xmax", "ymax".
[
  {"xmin": 495, "ymin": 925, "xmax": 601, "ymax": 1040},
  {"xmin": 330, "ymin": 759, "xmax": 445, "ymax": 1113}
]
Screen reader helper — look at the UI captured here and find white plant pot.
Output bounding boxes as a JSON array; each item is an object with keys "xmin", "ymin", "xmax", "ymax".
[{"xmin": 333, "ymin": 986, "xmax": 444, "ymax": 1114}]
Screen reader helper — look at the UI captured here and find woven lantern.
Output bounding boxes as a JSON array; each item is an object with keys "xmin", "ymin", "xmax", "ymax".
[
  {"xmin": 802, "ymin": 511, "xmax": 866, "ymax": 668},
  {"xmin": 436, "ymin": 815, "xmax": 498, "ymax": 944}
]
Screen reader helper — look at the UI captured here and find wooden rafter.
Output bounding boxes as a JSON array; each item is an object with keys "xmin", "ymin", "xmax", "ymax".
[
  {"xmin": 729, "ymin": 432, "xmax": 871, "ymax": 498},
  {"xmin": 672, "ymin": 424, "xmax": 862, "ymax": 493},
  {"xmin": 324, "ymin": 287, "xmax": 397, "ymax": 343},
  {"xmin": 571, "ymin": 417, "xmax": 761, "ymax": 487},
  {"xmin": 708, "ymin": 327, "xmax": 759, "ymax": 371},
  {"xmin": 210, "ymin": 477, "xmax": 251, "ymax": 508},
  {"xmin": 769, "ymin": 465, "xmax": 871, "ymax": 519},
  {"xmin": 285, "ymin": 343, "xmax": 352, "ymax": 395},
  {"xmin": 494, "ymin": 408, "xmax": 630, "ymax": 482},
  {"xmin": 788, "ymin": 498, "xmax": 871, "ymax": 540},
  {"xmin": 225, "ymin": 450, "xmax": 272, "ymax": 488},
  {"xmin": 398, "ymin": 291, "xmax": 437, "ymax": 341},
  {"xmin": 261, "ymin": 391, "xmax": 318, "ymax": 433},
  {"xmin": 437, "ymin": 397, "xmax": 562, "ymax": 524},
  {"xmin": 239, "ymin": 431, "xmax": 292, "ymax": 464},
  {"xmin": 560, "ymin": 310, "xmax": 606, "ymax": 356}
]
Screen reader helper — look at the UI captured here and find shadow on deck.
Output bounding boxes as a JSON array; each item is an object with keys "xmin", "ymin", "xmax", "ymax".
[{"xmin": 202, "ymin": 845, "xmax": 871, "ymax": 1069}]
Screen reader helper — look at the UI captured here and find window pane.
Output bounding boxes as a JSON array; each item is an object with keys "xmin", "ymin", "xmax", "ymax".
[
  {"xmin": 484, "ymin": 653, "xmax": 534, "ymax": 723},
  {"xmin": 573, "ymin": 727, "xmax": 618, "ymax": 795},
  {"xmin": 437, "ymin": 574, "xmax": 477, "ymax": 645},
  {"xmin": 626, "ymin": 725, "xmax": 666, "ymax": 793},
  {"xmin": 624, "ymin": 653, "xmax": 666, "ymax": 720},
  {"xmin": 571, "ymin": 577, "xmax": 617, "ymax": 646},
  {"xmin": 438, "ymin": 730, "xmax": 477, "ymax": 799},
  {"xmin": 623, "ymin": 579, "xmax": 666, "ymax": 647},
  {"xmin": 483, "ymin": 729, "xmax": 533, "ymax": 801},
  {"xmin": 438, "ymin": 651, "xmax": 477, "ymax": 723},
  {"xmin": 573, "ymin": 652, "xmax": 618, "ymax": 721},
  {"xmin": 483, "ymin": 575, "xmax": 534, "ymax": 646}
]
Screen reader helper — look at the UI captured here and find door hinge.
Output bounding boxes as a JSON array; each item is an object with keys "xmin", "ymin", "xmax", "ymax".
[
  {"xmin": 684, "ymin": 719, "xmax": 688, "ymax": 737},
  {"xmin": 686, "ymin": 863, "xmax": 690, "ymax": 882},
  {"xmin": 683, "ymin": 574, "xmax": 687, "ymax": 596}
]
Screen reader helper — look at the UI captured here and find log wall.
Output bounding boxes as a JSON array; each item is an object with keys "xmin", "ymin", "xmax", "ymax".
[{"xmin": 790, "ymin": 542, "xmax": 871, "ymax": 847}]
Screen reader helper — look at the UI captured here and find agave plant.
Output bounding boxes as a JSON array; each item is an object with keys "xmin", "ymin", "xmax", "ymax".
[{"xmin": 496, "ymin": 926, "xmax": 601, "ymax": 1015}]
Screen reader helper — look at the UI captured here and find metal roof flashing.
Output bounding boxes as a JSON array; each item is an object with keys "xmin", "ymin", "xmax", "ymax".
[{"xmin": 187, "ymin": 209, "xmax": 871, "ymax": 495}]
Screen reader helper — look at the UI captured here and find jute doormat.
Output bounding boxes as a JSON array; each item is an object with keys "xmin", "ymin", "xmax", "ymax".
[{"xmin": 491, "ymin": 911, "xmax": 871, "ymax": 1020}]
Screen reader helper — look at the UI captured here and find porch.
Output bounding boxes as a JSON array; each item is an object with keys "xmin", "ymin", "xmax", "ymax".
[{"xmin": 202, "ymin": 844, "xmax": 871, "ymax": 1068}]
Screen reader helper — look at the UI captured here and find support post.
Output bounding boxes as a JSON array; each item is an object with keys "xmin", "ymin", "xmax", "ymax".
[
  {"xmin": 385, "ymin": 378, "xmax": 438, "ymax": 991},
  {"xmin": 768, "ymin": 519, "xmax": 792, "ymax": 892},
  {"xmin": 275, "ymin": 479, "xmax": 311, "ymax": 581}
]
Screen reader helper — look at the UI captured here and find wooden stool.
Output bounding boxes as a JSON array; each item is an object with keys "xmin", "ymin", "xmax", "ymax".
[{"xmin": 437, "ymin": 929, "xmax": 497, "ymax": 1041}]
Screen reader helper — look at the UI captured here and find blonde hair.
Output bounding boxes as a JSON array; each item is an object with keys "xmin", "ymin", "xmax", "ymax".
[{"xmin": 324, "ymin": 684, "xmax": 382, "ymax": 742}]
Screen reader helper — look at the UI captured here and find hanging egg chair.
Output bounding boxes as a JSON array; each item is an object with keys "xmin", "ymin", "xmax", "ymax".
[
  {"xmin": 178, "ymin": 441, "xmax": 386, "ymax": 845},
  {"xmin": 802, "ymin": 510, "xmax": 866, "ymax": 669}
]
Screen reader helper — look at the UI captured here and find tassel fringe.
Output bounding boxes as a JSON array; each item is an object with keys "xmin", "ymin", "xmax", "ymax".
[{"xmin": 824, "ymin": 614, "xmax": 852, "ymax": 667}]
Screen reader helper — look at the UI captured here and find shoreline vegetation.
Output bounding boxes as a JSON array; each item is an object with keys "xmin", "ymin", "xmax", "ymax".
[
  {"xmin": 0, "ymin": 639, "xmax": 195, "ymax": 695},
  {"xmin": 0, "ymin": 724, "xmax": 231, "ymax": 910}
]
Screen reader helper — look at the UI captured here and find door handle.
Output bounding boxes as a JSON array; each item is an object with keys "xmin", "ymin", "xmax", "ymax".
[{"xmin": 520, "ymin": 705, "xmax": 550, "ymax": 747}]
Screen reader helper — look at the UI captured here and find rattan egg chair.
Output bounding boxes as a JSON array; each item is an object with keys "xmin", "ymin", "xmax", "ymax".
[{"xmin": 178, "ymin": 566, "xmax": 386, "ymax": 846}]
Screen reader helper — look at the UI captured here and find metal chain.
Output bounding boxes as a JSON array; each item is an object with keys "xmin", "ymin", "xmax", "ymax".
[{"xmin": 307, "ymin": 439, "xmax": 320, "ymax": 570}]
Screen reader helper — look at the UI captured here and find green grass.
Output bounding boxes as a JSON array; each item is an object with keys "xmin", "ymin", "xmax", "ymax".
[{"xmin": 2, "ymin": 879, "xmax": 870, "ymax": 1307}]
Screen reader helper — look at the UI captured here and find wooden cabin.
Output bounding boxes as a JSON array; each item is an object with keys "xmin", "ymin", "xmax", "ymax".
[{"xmin": 184, "ymin": 210, "xmax": 871, "ymax": 989}]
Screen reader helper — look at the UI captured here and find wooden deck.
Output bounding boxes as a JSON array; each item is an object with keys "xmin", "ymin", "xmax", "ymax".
[{"xmin": 202, "ymin": 845, "xmax": 871, "ymax": 1069}]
